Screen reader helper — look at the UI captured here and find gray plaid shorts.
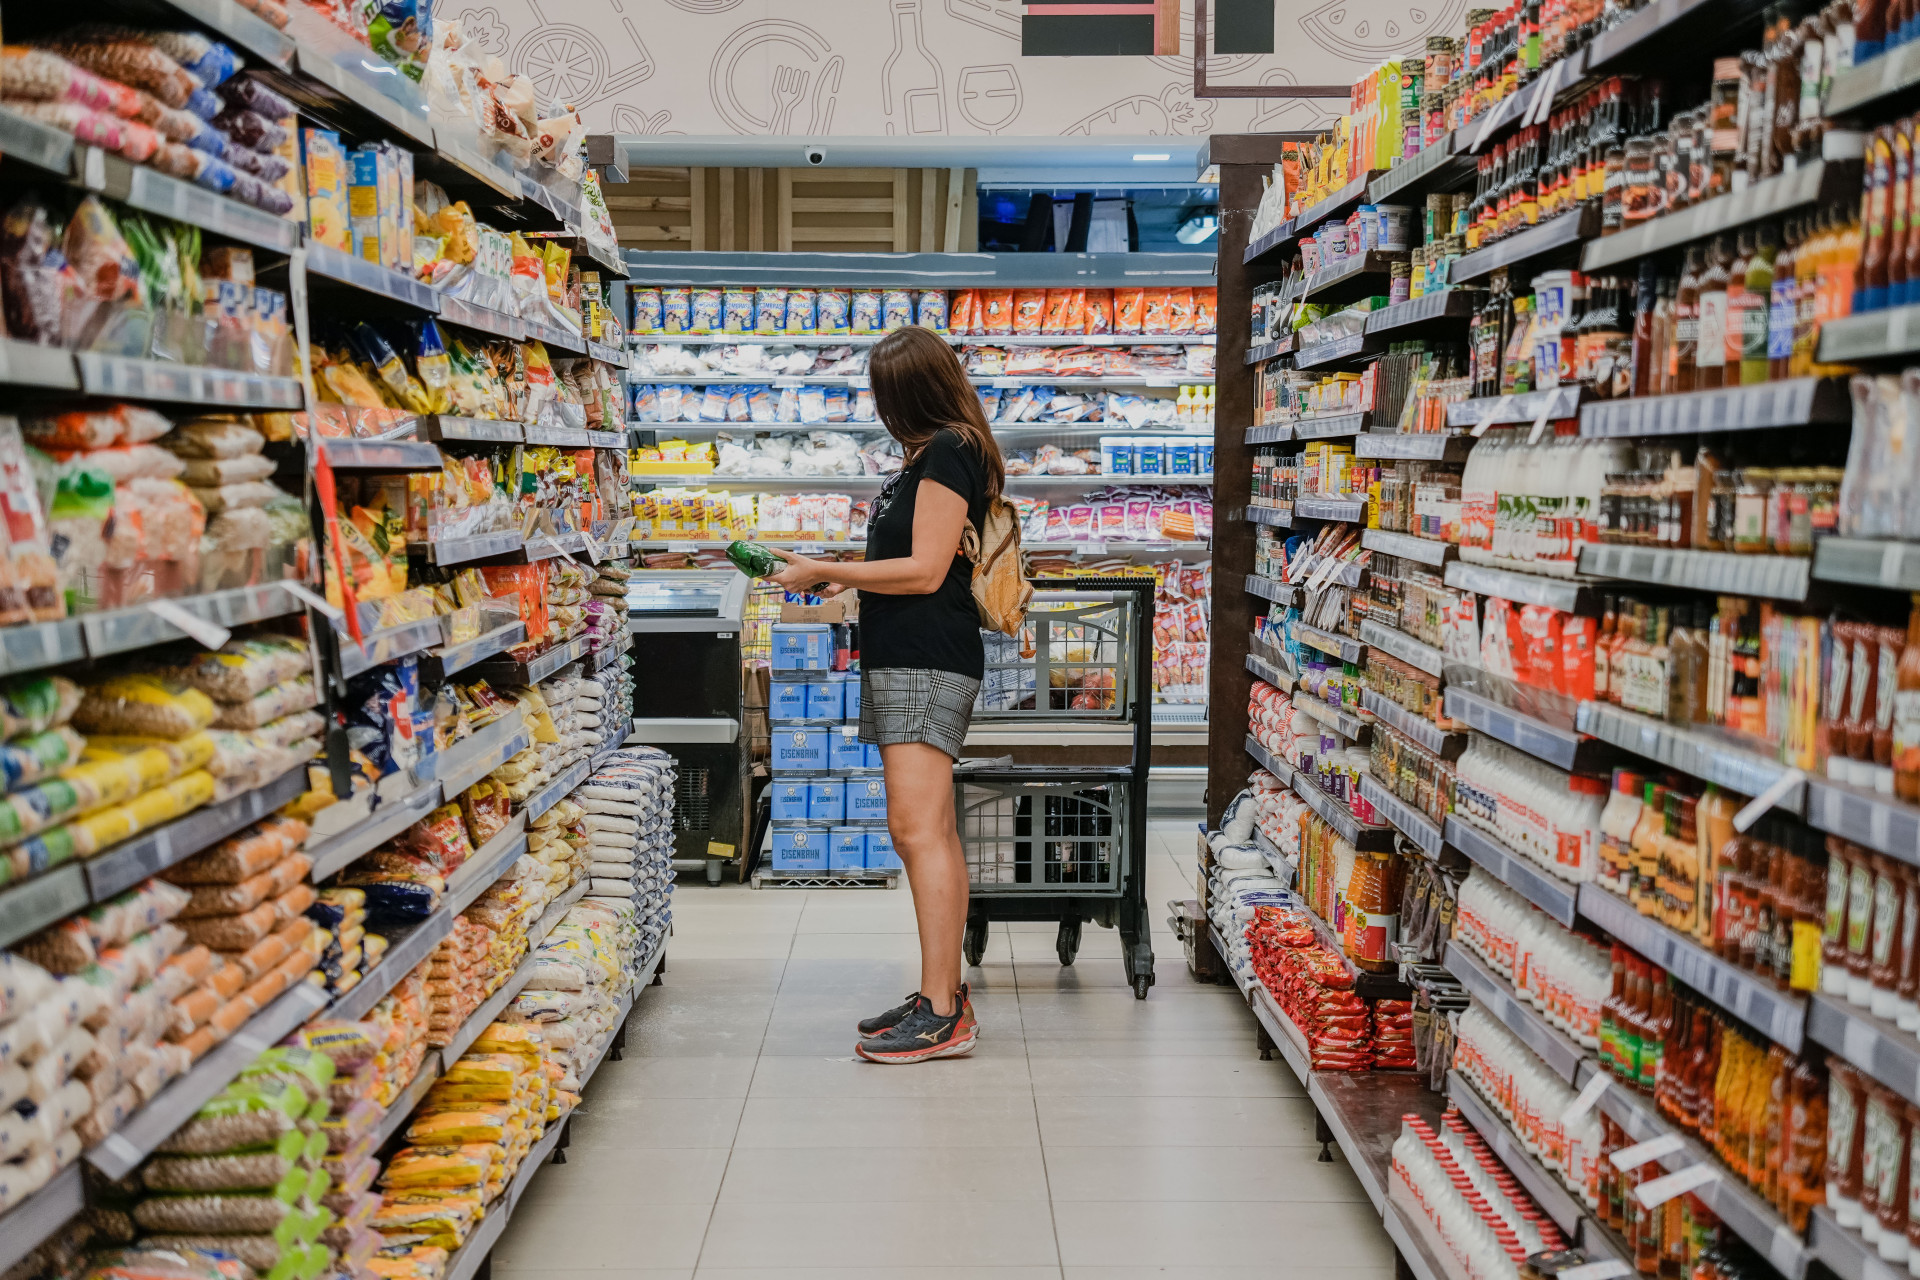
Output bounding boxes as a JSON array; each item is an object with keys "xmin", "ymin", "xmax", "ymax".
[{"xmin": 859, "ymin": 668, "xmax": 981, "ymax": 760}]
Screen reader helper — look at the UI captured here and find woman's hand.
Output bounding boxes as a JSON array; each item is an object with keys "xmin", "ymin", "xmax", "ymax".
[{"xmin": 766, "ymin": 548, "xmax": 831, "ymax": 594}]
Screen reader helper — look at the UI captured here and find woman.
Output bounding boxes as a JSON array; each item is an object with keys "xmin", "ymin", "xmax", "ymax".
[{"xmin": 767, "ymin": 325, "xmax": 1001, "ymax": 1065}]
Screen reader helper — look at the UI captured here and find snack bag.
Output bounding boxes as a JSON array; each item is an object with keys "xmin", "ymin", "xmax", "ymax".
[
  {"xmin": 785, "ymin": 288, "xmax": 817, "ymax": 334},
  {"xmin": 881, "ymin": 290, "xmax": 913, "ymax": 330},
  {"xmin": 1113, "ymin": 287, "xmax": 1145, "ymax": 333},
  {"xmin": 949, "ymin": 289, "xmax": 978, "ymax": 334},
  {"xmin": 661, "ymin": 287, "xmax": 690, "ymax": 333},
  {"xmin": 1193, "ymin": 286, "xmax": 1218, "ymax": 333},
  {"xmin": 1041, "ymin": 289, "xmax": 1072, "ymax": 335},
  {"xmin": 688, "ymin": 288, "xmax": 721, "ymax": 334},
  {"xmin": 849, "ymin": 289, "xmax": 881, "ymax": 334},
  {"xmin": 1165, "ymin": 287, "xmax": 1194, "ymax": 334},
  {"xmin": 1141, "ymin": 288, "xmax": 1172, "ymax": 334},
  {"xmin": 816, "ymin": 289, "xmax": 850, "ymax": 334},
  {"xmin": 1083, "ymin": 289, "xmax": 1113, "ymax": 334},
  {"xmin": 722, "ymin": 288, "xmax": 753, "ymax": 334},
  {"xmin": 914, "ymin": 289, "xmax": 948, "ymax": 333},
  {"xmin": 980, "ymin": 289, "xmax": 1013, "ymax": 335},
  {"xmin": 1011, "ymin": 290, "xmax": 1045, "ymax": 334},
  {"xmin": 630, "ymin": 288, "xmax": 662, "ymax": 334},
  {"xmin": 754, "ymin": 287, "xmax": 787, "ymax": 335}
]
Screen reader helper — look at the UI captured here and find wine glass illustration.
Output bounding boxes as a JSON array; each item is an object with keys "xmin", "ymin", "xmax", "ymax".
[{"xmin": 957, "ymin": 63, "xmax": 1022, "ymax": 134}]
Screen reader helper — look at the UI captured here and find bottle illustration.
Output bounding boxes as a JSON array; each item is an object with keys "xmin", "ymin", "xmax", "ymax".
[{"xmin": 884, "ymin": 0, "xmax": 947, "ymax": 135}]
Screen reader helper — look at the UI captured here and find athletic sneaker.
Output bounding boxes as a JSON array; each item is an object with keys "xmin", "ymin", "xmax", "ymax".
[
  {"xmin": 858, "ymin": 982, "xmax": 971, "ymax": 1040},
  {"xmin": 856, "ymin": 992, "xmax": 922, "ymax": 1039},
  {"xmin": 855, "ymin": 994, "xmax": 977, "ymax": 1064}
]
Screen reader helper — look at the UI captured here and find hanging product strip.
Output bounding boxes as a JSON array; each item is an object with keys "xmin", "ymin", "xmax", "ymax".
[
  {"xmin": 0, "ymin": 1, "xmax": 678, "ymax": 1273},
  {"xmin": 1209, "ymin": 0, "xmax": 1920, "ymax": 1273}
]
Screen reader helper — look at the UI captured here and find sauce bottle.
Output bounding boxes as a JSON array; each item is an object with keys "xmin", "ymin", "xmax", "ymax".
[
  {"xmin": 1696, "ymin": 236, "xmax": 1730, "ymax": 389},
  {"xmin": 1865, "ymin": 126, "xmax": 1896, "ymax": 313},
  {"xmin": 1832, "ymin": 1062, "xmax": 1870, "ymax": 1229},
  {"xmin": 1874, "ymin": 853, "xmax": 1908, "ymax": 1019},
  {"xmin": 1896, "ymin": 863, "xmax": 1920, "ymax": 1030},
  {"xmin": 1895, "ymin": 594, "xmax": 1920, "ymax": 802},
  {"xmin": 1770, "ymin": 219, "xmax": 1799, "ymax": 382},
  {"xmin": 1673, "ymin": 245, "xmax": 1702, "ymax": 392},
  {"xmin": 1742, "ymin": 223, "xmax": 1778, "ymax": 384},
  {"xmin": 1850, "ymin": 843, "xmax": 1880, "ymax": 1006},
  {"xmin": 1724, "ymin": 230, "xmax": 1754, "ymax": 378}
]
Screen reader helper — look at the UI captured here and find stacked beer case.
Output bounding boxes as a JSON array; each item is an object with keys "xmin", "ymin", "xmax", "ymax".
[{"xmin": 766, "ymin": 622, "xmax": 901, "ymax": 875}]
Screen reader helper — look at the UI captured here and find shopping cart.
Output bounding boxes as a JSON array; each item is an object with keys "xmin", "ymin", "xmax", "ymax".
[{"xmin": 957, "ymin": 579, "xmax": 1156, "ymax": 998}]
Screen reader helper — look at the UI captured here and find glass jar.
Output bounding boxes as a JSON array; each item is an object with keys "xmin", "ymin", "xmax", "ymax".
[{"xmin": 1732, "ymin": 468, "xmax": 1773, "ymax": 553}]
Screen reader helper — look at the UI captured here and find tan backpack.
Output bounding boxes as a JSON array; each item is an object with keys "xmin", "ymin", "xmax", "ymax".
[{"xmin": 961, "ymin": 493, "xmax": 1032, "ymax": 636}]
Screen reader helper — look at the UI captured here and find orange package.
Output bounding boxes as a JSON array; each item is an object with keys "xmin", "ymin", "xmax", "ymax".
[
  {"xmin": 1166, "ymin": 287, "xmax": 1194, "ymax": 334},
  {"xmin": 980, "ymin": 289, "xmax": 1014, "ymax": 334},
  {"xmin": 1084, "ymin": 289, "xmax": 1113, "ymax": 334},
  {"xmin": 1141, "ymin": 288, "xmax": 1173, "ymax": 334},
  {"xmin": 1012, "ymin": 289, "xmax": 1046, "ymax": 334},
  {"xmin": 1041, "ymin": 289, "xmax": 1072, "ymax": 334},
  {"xmin": 1194, "ymin": 287, "xmax": 1217, "ymax": 333},
  {"xmin": 210, "ymin": 995, "xmax": 257, "ymax": 1037},
  {"xmin": 951, "ymin": 289, "xmax": 979, "ymax": 334},
  {"xmin": 1113, "ymin": 288, "xmax": 1144, "ymax": 333},
  {"xmin": 1063, "ymin": 288, "xmax": 1086, "ymax": 334}
]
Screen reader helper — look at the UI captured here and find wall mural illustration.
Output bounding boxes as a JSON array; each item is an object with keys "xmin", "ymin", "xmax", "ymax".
[{"xmin": 433, "ymin": 0, "xmax": 1415, "ymax": 136}]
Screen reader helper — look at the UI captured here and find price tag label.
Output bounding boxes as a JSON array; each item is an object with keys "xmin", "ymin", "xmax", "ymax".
[
  {"xmin": 281, "ymin": 581, "xmax": 347, "ymax": 625},
  {"xmin": 1610, "ymin": 1131, "xmax": 1685, "ymax": 1171},
  {"xmin": 992, "ymin": 377, "xmax": 1022, "ymax": 389},
  {"xmin": 668, "ymin": 541, "xmax": 697, "ymax": 553},
  {"xmin": 1732, "ymin": 768, "xmax": 1806, "ymax": 832},
  {"xmin": 1560, "ymin": 1071, "xmax": 1611, "ymax": 1124},
  {"xmin": 580, "ymin": 529, "xmax": 604, "ymax": 563},
  {"xmin": 1559, "ymin": 1262, "xmax": 1632, "ymax": 1280},
  {"xmin": 1892, "ymin": 309, "xmax": 1912, "ymax": 351},
  {"xmin": 83, "ymin": 146, "xmax": 106, "ymax": 190},
  {"xmin": 1527, "ymin": 392, "xmax": 1558, "ymax": 444},
  {"xmin": 1471, "ymin": 394, "xmax": 1515, "ymax": 437},
  {"xmin": 1634, "ymin": 1162, "xmax": 1719, "ymax": 1210},
  {"xmin": 148, "ymin": 599, "xmax": 230, "ymax": 650}
]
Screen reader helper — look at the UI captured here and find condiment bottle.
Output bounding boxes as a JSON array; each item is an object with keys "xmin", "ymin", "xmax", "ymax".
[
  {"xmin": 1896, "ymin": 594, "xmax": 1920, "ymax": 802},
  {"xmin": 1832, "ymin": 1062, "xmax": 1870, "ymax": 1229}
]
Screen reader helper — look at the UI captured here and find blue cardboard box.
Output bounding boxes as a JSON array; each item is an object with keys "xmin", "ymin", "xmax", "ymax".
[
  {"xmin": 865, "ymin": 829, "xmax": 901, "ymax": 869},
  {"xmin": 805, "ymin": 679, "xmax": 844, "ymax": 720},
  {"xmin": 842, "ymin": 673, "xmax": 862, "ymax": 721},
  {"xmin": 769, "ymin": 680, "xmax": 808, "ymax": 721},
  {"xmin": 807, "ymin": 779, "xmax": 845, "ymax": 822},
  {"xmin": 770, "ymin": 779, "xmax": 809, "ymax": 821},
  {"xmin": 771, "ymin": 826, "xmax": 828, "ymax": 870},
  {"xmin": 829, "ymin": 727, "xmax": 865, "ymax": 771},
  {"xmin": 772, "ymin": 623, "xmax": 833, "ymax": 671},
  {"xmin": 864, "ymin": 743, "xmax": 885, "ymax": 769},
  {"xmin": 846, "ymin": 775, "xmax": 887, "ymax": 821},
  {"xmin": 829, "ymin": 826, "xmax": 867, "ymax": 870},
  {"xmin": 771, "ymin": 726, "xmax": 829, "ymax": 772}
]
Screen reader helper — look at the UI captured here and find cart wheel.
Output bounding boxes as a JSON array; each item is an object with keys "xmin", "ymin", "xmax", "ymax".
[
  {"xmin": 705, "ymin": 860, "xmax": 724, "ymax": 885},
  {"xmin": 963, "ymin": 919, "xmax": 988, "ymax": 968},
  {"xmin": 1133, "ymin": 973, "xmax": 1152, "ymax": 1000},
  {"xmin": 1055, "ymin": 919, "xmax": 1081, "ymax": 967}
]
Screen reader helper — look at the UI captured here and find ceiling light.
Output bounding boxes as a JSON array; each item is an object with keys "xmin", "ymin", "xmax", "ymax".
[{"xmin": 1133, "ymin": 153, "xmax": 1171, "ymax": 162}]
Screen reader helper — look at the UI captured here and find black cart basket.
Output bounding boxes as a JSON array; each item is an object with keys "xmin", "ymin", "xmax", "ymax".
[{"xmin": 956, "ymin": 577, "xmax": 1155, "ymax": 998}]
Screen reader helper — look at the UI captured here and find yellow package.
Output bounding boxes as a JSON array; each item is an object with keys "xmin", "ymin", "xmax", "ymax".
[
  {"xmin": 380, "ymin": 1146, "xmax": 493, "ymax": 1190},
  {"xmin": 406, "ymin": 1109, "xmax": 508, "ymax": 1146},
  {"xmin": 431, "ymin": 201, "xmax": 478, "ymax": 264},
  {"xmin": 541, "ymin": 242, "xmax": 568, "ymax": 301},
  {"xmin": 471, "ymin": 1021, "xmax": 541, "ymax": 1062},
  {"xmin": 74, "ymin": 675, "xmax": 215, "ymax": 739},
  {"xmin": 369, "ymin": 1247, "xmax": 452, "ymax": 1279}
]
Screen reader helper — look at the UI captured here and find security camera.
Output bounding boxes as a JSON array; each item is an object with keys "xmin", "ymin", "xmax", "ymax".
[{"xmin": 804, "ymin": 147, "xmax": 826, "ymax": 166}]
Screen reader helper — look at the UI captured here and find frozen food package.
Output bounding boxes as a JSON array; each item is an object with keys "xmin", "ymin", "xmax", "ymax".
[
  {"xmin": 1193, "ymin": 286, "xmax": 1217, "ymax": 333},
  {"xmin": 849, "ymin": 289, "xmax": 881, "ymax": 335},
  {"xmin": 948, "ymin": 288, "xmax": 977, "ymax": 333},
  {"xmin": 1041, "ymin": 289, "xmax": 1071, "ymax": 335},
  {"xmin": 1112, "ymin": 288, "xmax": 1144, "ymax": 333}
]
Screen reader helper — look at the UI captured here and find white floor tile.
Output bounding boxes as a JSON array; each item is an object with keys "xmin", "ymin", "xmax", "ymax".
[
  {"xmin": 717, "ymin": 1144, "xmax": 1050, "ymax": 1203},
  {"xmin": 699, "ymin": 1200, "xmax": 1060, "ymax": 1269}
]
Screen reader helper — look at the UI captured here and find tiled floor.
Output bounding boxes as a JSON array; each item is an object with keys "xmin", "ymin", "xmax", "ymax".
[{"xmin": 492, "ymin": 820, "xmax": 1394, "ymax": 1279}]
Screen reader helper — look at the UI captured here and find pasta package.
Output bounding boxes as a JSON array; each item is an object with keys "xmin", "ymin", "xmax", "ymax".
[{"xmin": 74, "ymin": 675, "xmax": 213, "ymax": 739}]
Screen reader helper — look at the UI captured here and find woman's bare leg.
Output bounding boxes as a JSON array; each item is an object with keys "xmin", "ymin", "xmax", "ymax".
[{"xmin": 881, "ymin": 741, "xmax": 967, "ymax": 1016}]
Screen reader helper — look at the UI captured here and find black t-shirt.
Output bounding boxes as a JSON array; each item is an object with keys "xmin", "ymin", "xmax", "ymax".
[{"xmin": 861, "ymin": 427, "xmax": 989, "ymax": 679}]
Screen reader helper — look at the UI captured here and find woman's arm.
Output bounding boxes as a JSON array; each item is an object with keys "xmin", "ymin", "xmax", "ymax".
[{"xmin": 767, "ymin": 478, "xmax": 969, "ymax": 595}]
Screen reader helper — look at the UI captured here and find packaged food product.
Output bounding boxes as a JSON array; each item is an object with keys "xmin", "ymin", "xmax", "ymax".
[
  {"xmin": 981, "ymin": 288, "xmax": 1014, "ymax": 335},
  {"xmin": 1113, "ymin": 288, "xmax": 1145, "ymax": 334}
]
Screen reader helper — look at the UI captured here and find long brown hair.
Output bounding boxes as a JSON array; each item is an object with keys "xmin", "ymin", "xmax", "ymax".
[{"xmin": 868, "ymin": 325, "xmax": 1005, "ymax": 498}]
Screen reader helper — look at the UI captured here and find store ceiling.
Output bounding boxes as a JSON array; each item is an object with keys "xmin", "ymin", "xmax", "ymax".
[{"xmin": 610, "ymin": 135, "xmax": 1209, "ymax": 184}]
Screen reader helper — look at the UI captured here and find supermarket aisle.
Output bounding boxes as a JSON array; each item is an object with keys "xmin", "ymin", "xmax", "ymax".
[{"xmin": 491, "ymin": 820, "xmax": 1395, "ymax": 1279}]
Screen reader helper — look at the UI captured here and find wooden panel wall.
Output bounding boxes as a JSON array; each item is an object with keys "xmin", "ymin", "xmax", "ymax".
[{"xmin": 604, "ymin": 167, "xmax": 976, "ymax": 253}]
